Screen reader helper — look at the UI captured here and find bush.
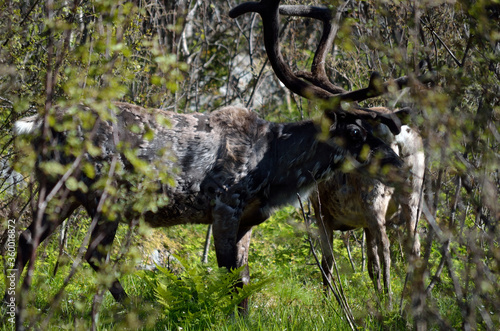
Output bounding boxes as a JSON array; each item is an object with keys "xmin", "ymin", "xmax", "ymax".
[{"xmin": 141, "ymin": 258, "xmax": 271, "ymax": 329}]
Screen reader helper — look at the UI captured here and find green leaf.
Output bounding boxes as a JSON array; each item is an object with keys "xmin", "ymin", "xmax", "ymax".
[{"xmin": 65, "ymin": 177, "xmax": 79, "ymax": 191}]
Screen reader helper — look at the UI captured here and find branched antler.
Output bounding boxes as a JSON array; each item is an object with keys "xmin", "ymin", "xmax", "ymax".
[
  {"xmin": 280, "ymin": 3, "xmax": 346, "ymax": 95},
  {"xmin": 230, "ymin": 0, "xmax": 336, "ymax": 101},
  {"xmin": 230, "ymin": 0, "xmax": 435, "ymax": 134}
]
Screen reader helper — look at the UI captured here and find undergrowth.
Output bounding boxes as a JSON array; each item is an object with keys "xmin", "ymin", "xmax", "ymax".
[{"xmin": 0, "ymin": 206, "xmax": 479, "ymax": 330}]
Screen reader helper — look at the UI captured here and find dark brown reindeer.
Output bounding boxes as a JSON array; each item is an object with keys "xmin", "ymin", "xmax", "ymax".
[
  {"xmin": 310, "ymin": 121, "xmax": 425, "ymax": 306},
  {"xmin": 10, "ymin": 0, "xmax": 428, "ymax": 313}
]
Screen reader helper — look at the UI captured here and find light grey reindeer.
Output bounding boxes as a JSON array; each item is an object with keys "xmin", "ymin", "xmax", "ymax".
[
  {"xmin": 10, "ymin": 0, "xmax": 430, "ymax": 313},
  {"xmin": 310, "ymin": 118, "xmax": 425, "ymax": 305}
]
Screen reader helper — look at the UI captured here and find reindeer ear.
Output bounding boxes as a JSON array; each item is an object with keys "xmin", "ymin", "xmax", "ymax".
[
  {"xmin": 352, "ymin": 110, "xmax": 401, "ymax": 135},
  {"xmin": 325, "ymin": 111, "xmax": 337, "ymax": 131},
  {"xmin": 375, "ymin": 113, "xmax": 401, "ymax": 135},
  {"xmin": 392, "ymin": 107, "xmax": 413, "ymax": 125}
]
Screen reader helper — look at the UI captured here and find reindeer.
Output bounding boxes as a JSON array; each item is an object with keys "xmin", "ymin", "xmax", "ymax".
[
  {"xmin": 9, "ymin": 0, "xmax": 430, "ymax": 312},
  {"xmin": 310, "ymin": 115, "xmax": 425, "ymax": 306}
]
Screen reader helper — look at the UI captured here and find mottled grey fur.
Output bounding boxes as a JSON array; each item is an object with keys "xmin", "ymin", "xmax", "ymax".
[{"xmin": 12, "ymin": 102, "xmax": 403, "ymax": 309}]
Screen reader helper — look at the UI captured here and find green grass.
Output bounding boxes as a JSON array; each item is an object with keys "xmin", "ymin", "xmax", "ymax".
[{"xmin": 0, "ymin": 206, "xmax": 488, "ymax": 330}]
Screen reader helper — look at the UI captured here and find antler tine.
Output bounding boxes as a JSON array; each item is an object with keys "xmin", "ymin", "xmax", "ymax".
[{"xmin": 280, "ymin": 4, "xmax": 347, "ymax": 95}]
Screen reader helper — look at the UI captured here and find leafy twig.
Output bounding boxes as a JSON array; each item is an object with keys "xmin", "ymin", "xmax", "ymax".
[{"xmin": 297, "ymin": 193, "xmax": 356, "ymax": 331}]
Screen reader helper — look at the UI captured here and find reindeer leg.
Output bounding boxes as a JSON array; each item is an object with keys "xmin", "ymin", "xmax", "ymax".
[
  {"xmin": 212, "ymin": 205, "xmax": 240, "ymax": 270},
  {"xmin": 84, "ymin": 218, "xmax": 127, "ymax": 303},
  {"xmin": 211, "ymin": 198, "xmax": 249, "ymax": 312},
  {"xmin": 400, "ymin": 190, "xmax": 422, "ymax": 259},
  {"xmin": 368, "ymin": 223, "xmax": 392, "ymax": 307},
  {"xmin": 317, "ymin": 216, "xmax": 335, "ymax": 294},
  {"xmin": 396, "ymin": 128, "xmax": 424, "ymax": 260},
  {"xmin": 235, "ymin": 226, "xmax": 253, "ymax": 312},
  {"xmin": 6, "ymin": 201, "xmax": 80, "ymax": 304},
  {"xmin": 365, "ymin": 229, "xmax": 382, "ymax": 293},
  {"xmin": 380, "ymin": 226, "xmax": 392, "ymax": 307}
]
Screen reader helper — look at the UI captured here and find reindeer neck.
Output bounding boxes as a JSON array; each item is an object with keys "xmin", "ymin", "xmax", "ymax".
[{"xmin": 257, "ymin": 120, "xmax": 345, "ymax": 206}]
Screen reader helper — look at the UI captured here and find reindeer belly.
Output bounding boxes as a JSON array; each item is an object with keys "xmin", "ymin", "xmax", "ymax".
[
  {"xmin": 143, "ymin": 191, "xmax": 214, "ymax": 227},
  {"xmin": 314, "ymin": 173, "xmax": 394, "ymax": 230}
]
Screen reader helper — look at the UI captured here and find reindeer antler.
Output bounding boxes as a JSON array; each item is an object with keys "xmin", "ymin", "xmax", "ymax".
[
  {"xmin": 230, "ymin": 0, "xmax": 335, "ymax": 101},
  {"xmin": 230, "ymin": 0, "xmax": 346, "ymax": 102},
  {"xmin": 279, "ymin": 3, "xmax": 347, "ymax": 95},
  {"xmin": 278, "ymin": 3, "xmax": 434, "ymax": 101},
  {"xmin": 230, "ymin": 0, "xmax": 434, "ymax": 134}
]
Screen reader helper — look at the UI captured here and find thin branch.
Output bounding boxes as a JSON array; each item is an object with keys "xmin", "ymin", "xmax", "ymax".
[
  {"xmin": 2, "ymin": 0, "xmax": 42, "ymax": 47},
  {"xmin": 202, "ymin": 224, "xmax": 212, "ymax": 264},
  {"xmin": 245, "ymin": 57, "xmax": 268, "ymax": 108},
  {"xmin": 297, "ymin": 193, "xmax": 356, "ymax": 331},
  {"xmin": 421, "ymin": 19, "xmax": 461, "ymax": 67}
]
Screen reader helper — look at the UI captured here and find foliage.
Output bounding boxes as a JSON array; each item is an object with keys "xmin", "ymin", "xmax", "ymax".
[
  {"xmin": 140, "ymin": 259, "xmax": 271, "ymax": 330},
  {"xmin": 0, "ymin": 0, "xmax": 499, "ymax": 329}
]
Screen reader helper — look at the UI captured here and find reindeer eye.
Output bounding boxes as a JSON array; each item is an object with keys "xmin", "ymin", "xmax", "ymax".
[{"xmin": 349, "ymin": 127, "xmax": 363, "ymax": 142}]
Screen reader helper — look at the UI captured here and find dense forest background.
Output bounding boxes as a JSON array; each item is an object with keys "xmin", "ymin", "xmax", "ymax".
[{"xmin": 0, "ymin": 0, "xmax": 498, "ymax": 329}]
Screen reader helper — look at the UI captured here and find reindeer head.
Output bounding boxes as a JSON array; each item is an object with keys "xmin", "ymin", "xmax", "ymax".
[{"xmin": 320, "ymin": 111, "xmax": 403, "ymax": 185}]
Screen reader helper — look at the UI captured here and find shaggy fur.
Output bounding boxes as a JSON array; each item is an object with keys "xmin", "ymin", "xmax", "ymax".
[
  {"xmin": 310, "ymin": 124, "xmax": 424, "ymax": 304},
  {"xmin": 11, "ymin": 102, "xmax": 403, "ymax": 309}
]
